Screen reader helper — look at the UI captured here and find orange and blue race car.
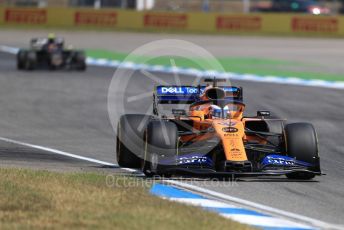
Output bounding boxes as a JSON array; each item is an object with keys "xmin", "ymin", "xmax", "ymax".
[{"xmin": 116, "ymin": 78, "xmax": 322, "ymax": 180}]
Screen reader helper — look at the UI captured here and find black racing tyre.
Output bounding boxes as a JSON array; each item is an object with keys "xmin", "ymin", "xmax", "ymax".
[
  {"xmin": 116, "ymin": 114, "xmax": 152, "ymax": 168},
  {"xmin": 25, "ymin": 51, "xmax": 37, "ymax": 70},
  {"xmin": 17, "ymin": 50, "xmax": 27, "ymax": 70},
  {"xmin": 75, "ymin": 51, "xmax": 86, "ymax": 71},
  {"xmin": 143, "ymin": 120, "xmax": 178, "ymax": 177},
  {"xmin": 284, "ymin": 123, "xmax": 320, "ymax": 180}
]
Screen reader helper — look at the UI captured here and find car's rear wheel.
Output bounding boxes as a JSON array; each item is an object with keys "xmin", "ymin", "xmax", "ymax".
[
  {"xmin": 143, "ymin": 120, "xmax": 178, "ymax": 177},
  {"xmin": 284, "ymin": 123, "xmax": 320, "ymax": 180},
  {"xmin": 75, "ymin": 51, "xmax": 86, "ymax": 71},
  {"xmin": 116, "ymin": 114, "xmax": 152, "ymax": 168}
]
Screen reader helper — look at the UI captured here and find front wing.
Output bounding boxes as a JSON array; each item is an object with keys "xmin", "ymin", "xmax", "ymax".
[
  {"xmin": 156, "ymin": 153, "xmax": 322, "ymax": 178},
  {"xmin": 161, "ymin": 167, "xmax": 323, "ymax": 179}
]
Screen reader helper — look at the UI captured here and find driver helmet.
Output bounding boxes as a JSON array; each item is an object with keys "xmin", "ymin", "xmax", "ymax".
[
  {"xmin": 210, "ymin": 105, "xmax": 229, "ymax": 118},
  {"xmin": 48, "ymin": 33, "xmax": 56, "ymax": 43}
]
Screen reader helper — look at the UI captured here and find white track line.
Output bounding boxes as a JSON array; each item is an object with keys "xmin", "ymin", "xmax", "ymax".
[
  {"xmin": 0, "ymin": 136, "xmax": 140, "ymax": 172},
  {"xmin": 0, "ymin": 45, "xmax": 19, "ymax": 54},
  {"xmin": 220, "ymin": 214, "xmax": 312, "ymax": 228},
  {"xmin": 0, "ymin": 136, "xmax": 117, "ymax": 166},
  {"xmin": 167, "ymin": 198, "xmax": 236, "ymax": 208},
  {"xmin": 164, "ymin": 180, "xmax": 344, "ymax": 230}
]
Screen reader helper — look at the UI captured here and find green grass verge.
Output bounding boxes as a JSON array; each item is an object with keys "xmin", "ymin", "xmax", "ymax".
[
  {"xmin": 86, "ymin": 49, "xmax": 344, "ymax": 82},
  {"xmin": 0, "ymin": 168, "xmax": 254, "ymax": 230}
]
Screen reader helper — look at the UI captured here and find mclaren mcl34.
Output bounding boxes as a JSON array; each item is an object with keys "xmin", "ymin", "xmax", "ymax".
[{"xmin": 116, "ymin": 79, "xmax": 322, "ymax": 180}]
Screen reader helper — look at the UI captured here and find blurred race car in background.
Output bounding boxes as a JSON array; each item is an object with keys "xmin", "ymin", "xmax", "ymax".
[
  {"xmin": 116, "ymin": 78, "xmax": 322, "ymax": 180},
  {"xmin": 17, "ymin": 34, "xmax": 86, "ymax": 71},
  {"xmin": 251, "ymin": 0, "xmax": 330, "ymax": 15}
]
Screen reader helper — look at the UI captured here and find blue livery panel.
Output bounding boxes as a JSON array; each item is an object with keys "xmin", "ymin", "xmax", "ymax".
[
  {"xmin": 156, "ymin": 85, "xmax": 241, "ymax": 104},
  {"xmin": 159, "ymin": 153, "xmax": 214, "ymax": 167},
  {"xmin": 261, "ymin": 154, "xmax": 313, "ymax": 168}
]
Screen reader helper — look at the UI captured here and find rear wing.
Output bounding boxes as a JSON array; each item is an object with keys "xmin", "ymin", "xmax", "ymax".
[
  {"xmin": 30, "ymin": 37, "xmax": 64, "ymax": 50},
  {"xmin": 155, "ymin": 85, "xmax": 243, "ymax": 104}
]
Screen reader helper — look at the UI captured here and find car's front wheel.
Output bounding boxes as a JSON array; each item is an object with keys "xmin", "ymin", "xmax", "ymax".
[
  {"xmin": 116, "ymin": 114, "xmax": 152, "ymax": 168},
  {"xmin": 24, "ymin": 51, "xmax": 37, "ymax": 70},
  {"xmin": 17, "ymin": 50, "xmax": 27, "ymax": 70},
  {"xmin": 143, "ymin": 120, "xmax": 178, "ymax": 177},
  {"xmin": 284, "ymin": 123, "xmax": 320, "ymax": 180}
]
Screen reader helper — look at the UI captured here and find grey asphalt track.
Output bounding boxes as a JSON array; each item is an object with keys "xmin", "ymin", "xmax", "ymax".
[{"xmin": 1, "ymin": 44, "xmax": 344, "ymax": 226}]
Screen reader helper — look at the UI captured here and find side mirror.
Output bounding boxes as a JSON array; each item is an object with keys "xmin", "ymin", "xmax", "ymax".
[
  {"xmin": 257, "ymin": 110, "xmax": 270, "ymax": 117},
  {"xmin": 172, "ymin": 109, "xmax": 186, "ymax": 116}
]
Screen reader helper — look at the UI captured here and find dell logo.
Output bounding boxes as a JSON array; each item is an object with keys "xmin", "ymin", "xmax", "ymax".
[{"xmin": 161, "ymin": 87, "xmax": 184, "ymax": 94}]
